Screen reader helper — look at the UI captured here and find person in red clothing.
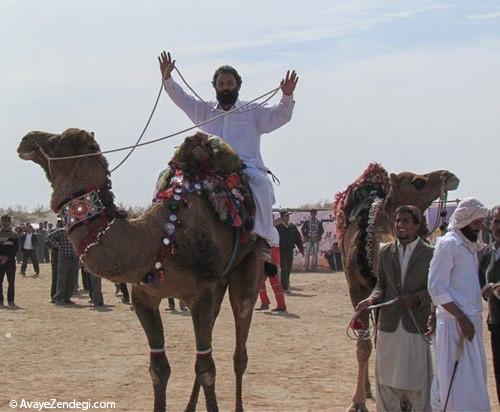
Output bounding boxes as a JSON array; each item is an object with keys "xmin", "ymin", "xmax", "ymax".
[{"xmin": 256, "ymin": 214, "xmax": 287, "ymax": 312}]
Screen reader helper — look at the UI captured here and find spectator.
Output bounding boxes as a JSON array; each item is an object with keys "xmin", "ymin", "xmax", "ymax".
[
  {"xmin": 47, "ymin": 226, "xmax": 79, "ymax": 305},
  {"xmin": 428, "ymin": 198, "xmax": 490, "ymax": 411},
  {"xmin": 357, "ymin": 206, "xmax": 433, "ymax": 411},
  {"xmin": 19, "ymin": 223, "xmax": 40, "ymax": 276},
  {"xmin": 275, "ymin": 210, "xmax": 304, "ymax": 291},
  {"xmin": 301, "ymin": 209, "xmax": 324, "ymax": 272},
  {"xmin": 47, "ymin": 220, "xmax": 62, "ymax": 303},
  {"xmin": 0, "ymin": 215, "xmax": 20, "ymax": 307},
  {"xmin": 479, "ymin": 205, "xmax": 500, "ymax": 403}
]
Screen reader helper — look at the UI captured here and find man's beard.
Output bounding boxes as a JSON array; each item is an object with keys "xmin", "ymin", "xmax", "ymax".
[
  {"xmin": 460, "ymin": 225, "xmax": 479, "ymax": 242},
  {"xmin": 216, "ymin": 89, "xmax": 239, "ymax": 107}
]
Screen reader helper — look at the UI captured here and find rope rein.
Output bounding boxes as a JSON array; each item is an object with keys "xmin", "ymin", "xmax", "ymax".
[{"xmin": 45, "ymin": 67, "xmax": 282, "ymax": 170}]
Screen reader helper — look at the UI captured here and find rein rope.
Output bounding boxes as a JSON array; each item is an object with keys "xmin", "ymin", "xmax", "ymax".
[
  {"xmin": 428, "ymin": 175, "xmax": 449, "ymax": 234},
  {"xmin": 41, "ymin": 66, "xmax": 281, "ymax": 173}
]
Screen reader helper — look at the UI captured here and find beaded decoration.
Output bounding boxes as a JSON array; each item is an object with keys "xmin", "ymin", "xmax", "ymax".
[{"xmin": 59, "ymin": 190, "xmax": 105, "ymax": 232}]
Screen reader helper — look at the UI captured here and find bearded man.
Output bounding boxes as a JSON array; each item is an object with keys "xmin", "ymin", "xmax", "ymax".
[
  {"xmin": 428, "ymin": 197, "xmax": 491, "ymax": 411},
  {"xmin": 158, "ymin": 51, "xmax": 298, "ymax": 249}
]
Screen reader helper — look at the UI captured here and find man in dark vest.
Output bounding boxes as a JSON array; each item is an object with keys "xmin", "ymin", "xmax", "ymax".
[{"xmin": 479, "ymin": 205, "xmax": 500, "ymax": 403}]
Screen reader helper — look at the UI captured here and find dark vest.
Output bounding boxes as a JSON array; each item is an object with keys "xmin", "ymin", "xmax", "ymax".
[{"xmin": 483, "ymin": 246, "xmax": 500, "ymax": 325}]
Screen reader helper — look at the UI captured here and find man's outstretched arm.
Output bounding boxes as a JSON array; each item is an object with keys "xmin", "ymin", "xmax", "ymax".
[{"xmin": 158, "ymin": 50, "xmax": 209, "ymax": 125}]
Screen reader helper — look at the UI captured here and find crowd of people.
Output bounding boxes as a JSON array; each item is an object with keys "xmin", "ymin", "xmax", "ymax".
[{"xmin": 0, "ymin": 216, "xmax": 131, "ymax": 309}]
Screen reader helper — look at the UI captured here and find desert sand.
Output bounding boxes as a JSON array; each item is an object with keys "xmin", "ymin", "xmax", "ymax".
[{"xmin": 1, "ymin": 264, "xmax": 497, "ymax": 411}]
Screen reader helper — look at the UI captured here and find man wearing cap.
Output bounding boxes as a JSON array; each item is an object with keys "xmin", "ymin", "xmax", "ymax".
[
  {"xmin": 428, "ymin": 198, "xmax": 491, "ymax": 411},
  {"xmin": 356, "ymin": 206, "xmax": 433, "ymax": 411},
  {"xmin": 275, "ymin": 210, "xmax": 304, "ymax": 292}
]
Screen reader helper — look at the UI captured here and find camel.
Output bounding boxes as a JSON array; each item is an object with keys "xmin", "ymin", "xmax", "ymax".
[
  {"xmin": 17, "ymin": 128, "xmax": 266, "ymax": 412},
  {"xmin": 333, "ymin": 163, "xmax": 459, "ymax": 412}
]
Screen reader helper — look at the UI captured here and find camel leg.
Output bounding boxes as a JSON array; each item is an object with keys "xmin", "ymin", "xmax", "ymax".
[
  {"xmin": 346, "ymin": 284, "xmax": 373, "ymax": 412},
  {"xmin": 185, "ymin": 283, "xmax": 227, "ymax": 412},
  {"xmin": 132, "ymin": 286, "xmax": 170, "ymax": 412},
  {"xmin": 228, "ymin": 251, "xmax": 261, "ymax": 412},
  {"xmin": 189, "ymin": 290, "xmax": 220, "ymax": 412}
]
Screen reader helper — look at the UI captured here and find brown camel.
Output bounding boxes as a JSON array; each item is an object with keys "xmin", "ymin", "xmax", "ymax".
[
  {"xmin": 333, "ymin": 163, "xmax": 459, "ymax": 412},
  {"xmin": 17, "ymin": 128, "xmax": 266, "ymax": 412}
]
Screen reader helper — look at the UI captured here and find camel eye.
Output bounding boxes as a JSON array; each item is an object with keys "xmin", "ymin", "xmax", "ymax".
[{"xmin": 411, "ymin": 178, "xmax": 426, "ymax": 190}]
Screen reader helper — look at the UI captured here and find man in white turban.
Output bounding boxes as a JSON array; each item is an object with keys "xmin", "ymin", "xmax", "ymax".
[{"xmin": 428, "ymin": 198, "xmax": 490, "ymax": 411}]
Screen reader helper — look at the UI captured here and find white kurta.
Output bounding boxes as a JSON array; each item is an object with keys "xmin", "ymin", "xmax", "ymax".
[
  {"xmin": 163, "ymin": 78, "xmax": 295, "ymax": 244},
  {"xmin": 376, "ymin": 238, "xmax": 431, "ymax": 392},
  {"xmin": 428, "ymin": 230, "xmax": 490, "ymax": 411}
]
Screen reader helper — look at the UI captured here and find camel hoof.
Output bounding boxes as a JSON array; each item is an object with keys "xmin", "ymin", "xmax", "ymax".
[{"xmin": 346, "ymin": 403, "xmax": 368, "ymax": 412}]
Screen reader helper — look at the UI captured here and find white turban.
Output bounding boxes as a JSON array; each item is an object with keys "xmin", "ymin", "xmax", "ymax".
[{"xmin": 448, "ymin": 197, "xmax": 488, "ymax": 230}]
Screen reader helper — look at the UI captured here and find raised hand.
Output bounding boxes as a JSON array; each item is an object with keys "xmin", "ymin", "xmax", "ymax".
[
  {"xmin": 158, "ymin": 51, "xmax": 176, "ymax": 80},
  {"xmin": 280, "ymin": 70, "xmax": 299, "ymax": 96}
]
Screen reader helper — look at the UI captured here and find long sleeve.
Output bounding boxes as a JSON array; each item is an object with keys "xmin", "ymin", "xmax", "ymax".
[
  {"xmin": 46, "ymin": 229, "xmax": 62, "ymax": 249},
  {"xmin": 255, "ymin": 94, "xmax": 295, "ymax": 134},
  {"xmin": 414, "ymin": 287, "xmax": 431, "ymax": 308},
  {"xmin": 428, "ymin": 239, "xmax": 455, "ymax": 306},
  {"xmin": 294, "ymin": 227, "xmax": 304, "ymax": 254},
  {"xmin": 163, "ymin": 77, "xmax": 210, "ymax": 125},
  {"xmin": 478, "ymin": 248, "xmax": 492, "ymax": 286},
  {"xmin": 370, "ymin": 254, "xmax": 387, "ymax": 303}
]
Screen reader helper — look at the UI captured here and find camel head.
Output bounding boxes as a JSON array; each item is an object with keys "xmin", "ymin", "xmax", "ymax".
[
  {"xmin": 388, "ymin": 170, "xmax": 459, "ymax": 213},
  {"xmin": 18, "ymin": 128, "xmax": 109, "ymax": 209}
]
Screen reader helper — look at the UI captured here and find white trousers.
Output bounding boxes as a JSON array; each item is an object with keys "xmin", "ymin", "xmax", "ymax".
[
  {"xmin": 432, "ymin": 313, "xmax": 490, "ymax": 412},
  {"xmin": 377, "ymin": 382, "xmax": 431, "ymax": 412},
  {"xmin": 244, "ymin": 166, "xmax": 279, "ymax": 246}
]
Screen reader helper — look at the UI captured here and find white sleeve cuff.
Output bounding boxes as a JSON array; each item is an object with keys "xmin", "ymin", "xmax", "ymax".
[
  {"xmin": 432, "ymin": 292, "xmax": 453, "ymax": 306},
  {"xmin": 281, "ymin": 94, "xmax": 294, "ymax": 104}
]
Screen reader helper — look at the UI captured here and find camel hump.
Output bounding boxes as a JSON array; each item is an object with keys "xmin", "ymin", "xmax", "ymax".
[{"xmin": 153, "ymin": 132, "xmax": 255, "ymax": 232}]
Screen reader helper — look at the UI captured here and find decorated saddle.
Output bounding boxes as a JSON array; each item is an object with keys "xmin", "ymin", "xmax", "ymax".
[
  {"xmin": 333, "ymin": 163, "xmax": 390, "ymax": 241},
  {"xmin": 153, "ymin": 132, "xmax": 255, "ymax": 235},
  {"xmin": 333, "ymin": 163, "xmax": 391, "ymax": 282}
]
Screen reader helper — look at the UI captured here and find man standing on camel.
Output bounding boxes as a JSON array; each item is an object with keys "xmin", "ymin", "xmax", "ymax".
[{"xmin": 158, "ymin": 51, "xmax": 298, "ymax": 251}]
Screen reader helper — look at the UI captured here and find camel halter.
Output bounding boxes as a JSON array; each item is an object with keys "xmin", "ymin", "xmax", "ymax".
[
  {"xmin": 429, "ymin": 174, "xmax": 450, "ymax": 234},
  {"xmin": 35, "ymin": 65, "xmax": 281, "ymax": 174}
]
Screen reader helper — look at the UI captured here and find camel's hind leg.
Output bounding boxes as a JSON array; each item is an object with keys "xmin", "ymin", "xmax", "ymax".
[
  {"xmin": 185, "ymin": 282, "xmax": 227, "ymax": 412},
  {"xmin": 132, "ymin": 285, "xmax": 170, "ymax": 412},
  {"xmin": 228, "ymin": 248, "xmax": 262, "ymax": 412}
]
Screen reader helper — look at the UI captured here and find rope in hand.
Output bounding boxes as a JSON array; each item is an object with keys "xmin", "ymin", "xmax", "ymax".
[
  {"xmin": 47, "ymin": 66, "xmax": 281, "ymax": 170},
  {"xmin": 346, "ymin": 297, "xmax": 431, "ymax": 344}
]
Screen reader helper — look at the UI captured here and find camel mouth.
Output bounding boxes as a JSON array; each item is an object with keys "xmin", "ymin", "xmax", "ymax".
[
  {"xmin": 444, "ymin": 175, "xmax": 460, "ymax": 192},
  {"xmin": 18, "ymin": 150, "xmax": 38, "ymax": 160}
]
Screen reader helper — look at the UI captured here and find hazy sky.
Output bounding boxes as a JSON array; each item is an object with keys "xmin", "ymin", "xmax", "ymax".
[{"xmin": 2, "ymin": 0, "xmax": 499, "ymax": 210}]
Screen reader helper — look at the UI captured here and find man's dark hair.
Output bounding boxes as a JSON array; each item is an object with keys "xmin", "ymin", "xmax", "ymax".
[
  {"xmin": 395, "ymin": 205, "xmax": 423, "ymax": 225},
  {"xmin": 211, "ymin": 65, "xmax": 242, "ymax": 89},
  {"xmin": 1, "ymin": 214, "xmax": 11, "ymax": 222}
]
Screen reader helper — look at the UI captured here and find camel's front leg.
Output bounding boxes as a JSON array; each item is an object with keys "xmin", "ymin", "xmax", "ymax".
[
  {"xmin": 228, "ymin": 251, "xmax": 261, "ymax": 412},
  {"xmin": 190, "ymin": 289, "xmax": 219, "ymax": 412},
  {"xmin": 132, "ymin": 285, "xmax": 170, "ymax": 412},
  {"xmin": 185, "ymin": 282, "xmax": 227, "ymax": 412}
]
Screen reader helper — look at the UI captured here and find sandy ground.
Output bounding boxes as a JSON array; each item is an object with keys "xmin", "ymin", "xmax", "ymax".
[{"xmin": 1, "ymin": 264, "xmax": 498, "ymax": 412}]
